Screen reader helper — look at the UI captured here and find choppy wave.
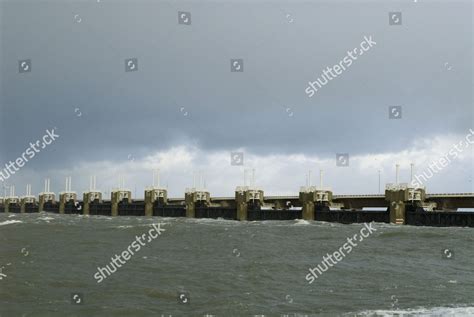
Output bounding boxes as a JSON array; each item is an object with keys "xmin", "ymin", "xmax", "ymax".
[
  {"xmin": 0, "ymin": 220, "xmax": 23, "ymax": 226},
  {"xmin": 351, "ymin": 306, "xmax": 474, "ymax": 317},
  {"xmin": 294, "ymin": 219, "xmax": 311, "ymax": 225},
  {"xmin": 116, "ymin": 225, "xmax": 135, "ymax": 229},
  {"xmin": 38, "ymin": 216, "xmax": 55, "ymax": 221},
  {"xmin": 187, "ymin": 217, "xmax": 241, "ymax": 225}
]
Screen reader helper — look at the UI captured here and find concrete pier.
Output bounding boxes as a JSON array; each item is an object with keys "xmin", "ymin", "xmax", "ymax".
[
  {"xmin": 5, "ymin": 186, "xmax": 20, "ymax": 213},
  {"xmin": 83, "ymin": 176, "xmax": 101, "ymax": 215},
  {"xmin": 83, "ymin": 191, "xmax": 102, "ymax": 215},
  {"xmin": 385, "ymin": 183, "xmax": 426, "ymax": 224},
  {"xmin": 300, "ymin": 189, "xmax": 315, "ymax": 221},
  {"xmin": 235, "ymin": 186, "xmax": 264, "ymax": 221},
  {"xmin": 5, "ymin": 197, "xmax": 20, "ymax": 214},
  {"xmin": 20, "ymin": 184, "xmax": 35, "ymax": 213},
  {"xmin": 20, "ymin": 197, "xmax": 36, "ymax": 213},
  {"xmin": 39, "ymin": 193, "xmax": 55, "ymax": 212},
  {"xmin": 145, "ymin": 188, "xmax": 167, "ymax": 216},
  {"xmin": 185, "ymin": 188, "xmax": 210, "ymax": 218},
  {"xmin": 39, "ymin": 179, "xmax": 55, "ymax": 212},
  {"xmin": 299, "ymin": 186, "xmax": 333, "ymax": 220},
  {"xmin": 111, "ymin": 189, "xmax": 132, "ymax": 216},
  {"xmin": 59, "ymin": 177, "xmax": 77, "ymax": 214},
  {"xmin": 59, "ymin": 192, "xmax": 77, "ymax": 214}
]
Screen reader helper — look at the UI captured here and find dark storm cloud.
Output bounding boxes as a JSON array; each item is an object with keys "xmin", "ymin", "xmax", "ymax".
[{"xmin": 0, "ymin": 0, "xmax": 472, "ymax": 170}]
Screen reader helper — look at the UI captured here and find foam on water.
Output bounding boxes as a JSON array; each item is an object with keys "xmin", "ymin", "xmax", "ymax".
[
  {"xmin": 0, "ymin": 220, "xmax": 23, "ymax": 226},
  {"xmin": 38, "ymin": 216, "xmax": 55, "ymax": 221},
  {"xmin": 352, "ymin": 306, "xmax": 474, "ymax": 316},
  {"xmin": 294, "ymin": 219, "xmax": 311, "ymax": 225},
  {"xmin": 1, "ymin": 213, "xmax": 473, "ymax": 315},
  {"xmin": 116, "ymin": 225, "xmax": 135, "ymax": 229},
  {"xmin": 187, "ymin": 217, "xmax": 241, "ymax": 226}
]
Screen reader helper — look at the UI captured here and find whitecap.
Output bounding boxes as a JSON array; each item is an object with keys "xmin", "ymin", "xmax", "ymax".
[
  {"xmin": 187, "ymin": 217, "xmax": 239, "ymax": 225},
  {"xmin": 350, "ymin": 306, "xmax": 474, "ymax": 317},
  {"xmin": 38, "ymin": 216, "xmax": 55, "ymax": 221},
  {"xmin": 0, "ymin": 220, "xmax": 22, "ymax": 226},
  {"xmin": 294, "ymin": 219, "xmax": 311, "ymax": 225}
]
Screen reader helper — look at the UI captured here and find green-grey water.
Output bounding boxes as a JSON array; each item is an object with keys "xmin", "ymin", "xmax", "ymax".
[{"xmin": 1, "ymin": 213, "xmax": 473, "ymax": 316}]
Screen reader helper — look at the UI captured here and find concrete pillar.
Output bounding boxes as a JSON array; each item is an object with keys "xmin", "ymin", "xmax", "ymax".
[
  {"xmin": 185, "ymin": 189, "xmax": 210, "ymax": 218},
  {"xmin": 6, "ymin": 198, "xmax": 18, "ymax": 213},
  {"xmin": 5, "ymin": 197, "xmax": 20, "ymax": 214},
  {"xmin": 299, "ymin": 187, "xmax": 333, "ymax": 220},
  {"xmin": 185, "ymin": 191, "xmax": 196, "ymax": 218},
  {"xmin": 236, "ymin": 194, "xmax": 247, "ymax": 220},
  {"xmin": 83, "ymin": 191, "xmax": 102, "ymax": 215},
  {"xmin": 145, "ymin": 188, "xmax": 167, "ymax": 217},
  {"xmin": 111, "ymin": 190, "xmax": 132, "ymax": 216},
  {"xmin": 385, "ymin": 184, "xmax": 426, "ymax": 225},
  {"xmin": 59, "ymin": 192, "xmax": 77, "ymax": 214},
  {"xmin": 39, "ymin": 193, "xmax": 55, "ymax": 212},
  {"xmin": 20, "ymin": 196, "xmax": 36, "ymax": 213},
  {"xmin": 235, "ymin": 187, "xmax": 264, "ymax": 221},
  {"xmin": 300, "ymin": 191, "xmax": 315, "ymax": 220},
  {"xmin": 386, "ymin": 188, "xmax": 404, "ymax": 224}
]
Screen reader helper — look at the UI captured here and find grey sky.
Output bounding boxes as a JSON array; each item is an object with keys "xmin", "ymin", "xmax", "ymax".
[{"xmin": 0, "ymin": 0, "xmax": 472, "ymax": 196}]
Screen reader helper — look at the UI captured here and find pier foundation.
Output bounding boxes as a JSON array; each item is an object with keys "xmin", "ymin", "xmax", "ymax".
[
  {"xmin": 235, "ymin": 187, "xmax": 264, "ymax": 221},
  {"xmin": 386, "ymin": 184, "xmax": 426, "ymax": 225},
  {"xmin": 20, "ymin": 196, "xmax": 36, "ymax": 213},
  {"xmin": 185, "ymin": 189, "xmax": 210, "ymax": 218},
  {"xmin": 299, "ymin": 187, "xmax": 333, "ymax": 220},
  {"xmin": 59, "ymin": 192, "xmax": 77, "ymax": 214},
  {"xmin": 5, "ymin": 197, "xmax": 20, "ymax": 214},
  {"xmin": 4, "ymin": 185, "xmax": 20, "ymax": 213},
  {"xmin": 83, "ymin": 191, "xmax": 102, "ymax": 215},
  {"xmin": 39, "ymin": 193, "xmax": 56, "ymax": 212},
  {"xmin": 111, "ymin": 190, "xmax": 132, "ymax": 216},
  {"xmin": 39, "ymin": 179, "xmax": 55, "ymax": 212},
  {"xmin": 300, "ymin": 191, "xmax": 315, "ymax": 220},
  {"xmin": 145, "ymin": 188, "xmax": 168, "ymax": 216}
]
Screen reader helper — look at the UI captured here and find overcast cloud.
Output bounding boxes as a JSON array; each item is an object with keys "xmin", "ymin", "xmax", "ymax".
[{"xmin": 0, "ymin": 0, "xmax": 472, "ymax": 197}]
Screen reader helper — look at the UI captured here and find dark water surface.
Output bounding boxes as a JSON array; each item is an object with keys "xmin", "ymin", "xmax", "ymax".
[{"xmin": 1, "ymin": 213, "xmax": 473, "ymax": 316}]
